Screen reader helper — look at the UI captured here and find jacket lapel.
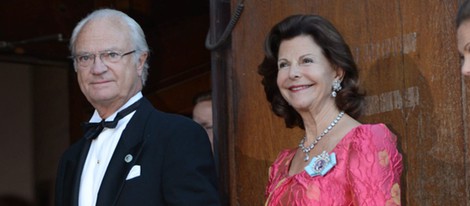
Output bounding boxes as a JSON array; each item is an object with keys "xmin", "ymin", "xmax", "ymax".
[
  {"xmin": 95, "ymin": 98, "xmax": 152, "ymax": 206},
  {"xmin": 57, "ymin": 137, "xmax": 90, "ymax": 206}
]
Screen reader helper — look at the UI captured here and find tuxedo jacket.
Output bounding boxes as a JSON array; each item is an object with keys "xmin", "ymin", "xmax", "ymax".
[{"xmin": 55, "ymin": 98, "xmax": 220, "ymax": 206}]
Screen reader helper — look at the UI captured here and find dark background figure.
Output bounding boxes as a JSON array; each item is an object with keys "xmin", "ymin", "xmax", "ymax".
[{"xmin": 193, "ymin": 90, "xmax": 214, "ymax": 153}]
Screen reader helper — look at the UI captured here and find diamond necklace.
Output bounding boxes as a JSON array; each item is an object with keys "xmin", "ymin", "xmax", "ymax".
[{"xmin": 299, "ymin": 111, "xmax": 345, "ymax": 162}]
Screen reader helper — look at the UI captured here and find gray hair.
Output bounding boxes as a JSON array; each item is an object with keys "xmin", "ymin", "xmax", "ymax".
[{"xmin": 69, "ymin": 8, "xmax": 150, "ymax": 85}]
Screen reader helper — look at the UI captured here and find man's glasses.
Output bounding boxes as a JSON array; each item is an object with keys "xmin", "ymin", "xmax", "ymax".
[{"xmin": 72, "ymin": 50, "xmax": 136, "ymax": 68}]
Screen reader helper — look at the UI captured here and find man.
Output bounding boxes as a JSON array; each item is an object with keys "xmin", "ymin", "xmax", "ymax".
[
  {"xmin": 55, "ymin": 9, "xmax": 220, "ymax": 206},
  {"xmin": 192, "ymin": 91, "xmax": 214, "ymax": 152}
]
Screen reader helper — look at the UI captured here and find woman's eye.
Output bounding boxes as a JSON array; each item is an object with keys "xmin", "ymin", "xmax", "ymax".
[
  {"xmin": 278, "ymin": 62, "xmax": 288, "ymax": 69},
  {"xmin": 302, "ymin": 58, "xmax": 314, "ymax": 64}
]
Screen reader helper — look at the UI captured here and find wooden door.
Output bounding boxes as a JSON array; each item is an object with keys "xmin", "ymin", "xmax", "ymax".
[{"xmin": 215, "ymin": 0, "xmax": 469, "ymax": 205}]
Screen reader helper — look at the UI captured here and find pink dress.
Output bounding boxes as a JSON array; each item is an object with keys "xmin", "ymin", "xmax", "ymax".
[{"xmin": 265, "ymin": 124, "xmax": 403, "ymax": 206}]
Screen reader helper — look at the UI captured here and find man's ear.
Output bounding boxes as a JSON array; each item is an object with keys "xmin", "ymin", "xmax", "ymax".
[{"xmin": 136, "ymin": 52, "xmax": 149, "ymax": 76}]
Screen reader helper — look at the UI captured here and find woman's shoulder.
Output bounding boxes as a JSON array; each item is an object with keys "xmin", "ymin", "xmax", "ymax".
[
  {"xmin": 272, "ymin": 148, "xmax": 296, "ymax": 164},
  {"xmin": 347, "ymin": 123, "xmax": 398, "ymax": 150},
  {"xmin": 267, "ymin": 149, "xmax": 296, "ymax": 180},
  {"xmin": 349, "ymin": 123, "xmax": 389, "ymax": 131},
  {"xmin": 349, "ymin": 123, "xmax": 394, "ymax": 137}
]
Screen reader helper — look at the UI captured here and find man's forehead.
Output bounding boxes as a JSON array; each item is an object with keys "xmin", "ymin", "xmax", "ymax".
[{"xmin": 74, "ymin": 21, "xmax": 131, "ymax": 52}]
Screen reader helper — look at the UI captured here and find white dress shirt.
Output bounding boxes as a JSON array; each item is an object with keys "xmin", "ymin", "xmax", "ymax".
[{"xmin": 79, "ymin": 92, "xmax": 143, "ymax": 206}]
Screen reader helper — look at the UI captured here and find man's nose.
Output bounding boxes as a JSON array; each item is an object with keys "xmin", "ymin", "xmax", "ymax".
[{"xmin": 90, "ymin": 54, "xmax": 108, "ymax": 74}]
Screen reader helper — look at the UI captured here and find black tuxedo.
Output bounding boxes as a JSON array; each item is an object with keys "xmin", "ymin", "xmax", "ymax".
[{"xmin": 55, "ymin": 98, "xmax": 220, "ymax": 205}]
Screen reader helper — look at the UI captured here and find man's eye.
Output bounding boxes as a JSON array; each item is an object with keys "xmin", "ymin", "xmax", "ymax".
[
  {"xmin": 78, "ymin": 55, "xmax": 91, "ymax": 62},
  {"xmin": 107, "ymin": 52, "xmax": 120, "ymax": 58}
]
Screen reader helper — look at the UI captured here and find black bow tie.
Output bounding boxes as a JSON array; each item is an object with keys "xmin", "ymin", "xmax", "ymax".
[{"xmin": 81, "ymin": 99, "xmax": 142, "ymax": 140}]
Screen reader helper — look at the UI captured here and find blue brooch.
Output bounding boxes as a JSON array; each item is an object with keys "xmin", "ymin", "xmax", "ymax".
[{"xmin": 304, "ymin": 151, "xmax": 336, "ymax": 177}]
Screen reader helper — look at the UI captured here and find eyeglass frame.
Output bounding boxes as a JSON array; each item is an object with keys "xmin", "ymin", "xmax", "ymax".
[{"xmin": 70, "ymin": 50, "xmax": 137, "ymax": 68}]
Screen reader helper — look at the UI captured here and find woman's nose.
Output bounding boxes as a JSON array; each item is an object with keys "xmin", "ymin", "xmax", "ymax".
[{"xmin": 288, "ymin": 65, "xmax": 301, "ymax": 79}]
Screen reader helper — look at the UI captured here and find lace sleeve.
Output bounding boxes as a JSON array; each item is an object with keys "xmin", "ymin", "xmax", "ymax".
[{"xmin": 347, "ymin": 124, "xmax": 403, "ymax": 205}]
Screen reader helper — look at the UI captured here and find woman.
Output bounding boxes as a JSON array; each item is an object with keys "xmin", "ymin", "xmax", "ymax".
[
  {"xmin": 258, "ymin": 15, "xmax": 403, "ymax": 205},
  {"xmin": 457, "ymin": 0, "xmax": 470, "ymax": 77}
]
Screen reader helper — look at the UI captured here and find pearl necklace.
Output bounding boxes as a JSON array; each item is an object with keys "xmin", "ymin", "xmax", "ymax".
[{"xmin": 299, "ymin": 111, "xmax": 345, "ymax": 162}]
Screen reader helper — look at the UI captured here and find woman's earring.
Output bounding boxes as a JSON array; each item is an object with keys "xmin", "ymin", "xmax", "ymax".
[{"xmin": 331, "ymin": 80, "xmax": 342, "ymax": 97}]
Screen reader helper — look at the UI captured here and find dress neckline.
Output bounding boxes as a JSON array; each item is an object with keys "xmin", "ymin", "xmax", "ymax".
[{"xmin": 285, "ymin": 124, "xmax": 365, "ymax": 178}]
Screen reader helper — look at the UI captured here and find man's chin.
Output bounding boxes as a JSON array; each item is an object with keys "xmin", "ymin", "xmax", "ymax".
[{"xmin": 87, "ymin": 93, "xmax": 118, "ymax": 105}]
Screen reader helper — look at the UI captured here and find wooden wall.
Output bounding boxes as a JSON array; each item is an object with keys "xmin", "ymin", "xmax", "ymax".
[{"xmin": 220, "ymin": 0, "xmax": 468, "ymax": 205}]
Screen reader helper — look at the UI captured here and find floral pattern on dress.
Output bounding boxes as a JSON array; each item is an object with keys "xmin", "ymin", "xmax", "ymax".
[
  {"xmin": 386, "ymin": 183, "xmax": 401, "ymax": 206},
  {"xmin": 379, "ymin": 150, "xmax": 390, "ymax": 167}
]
